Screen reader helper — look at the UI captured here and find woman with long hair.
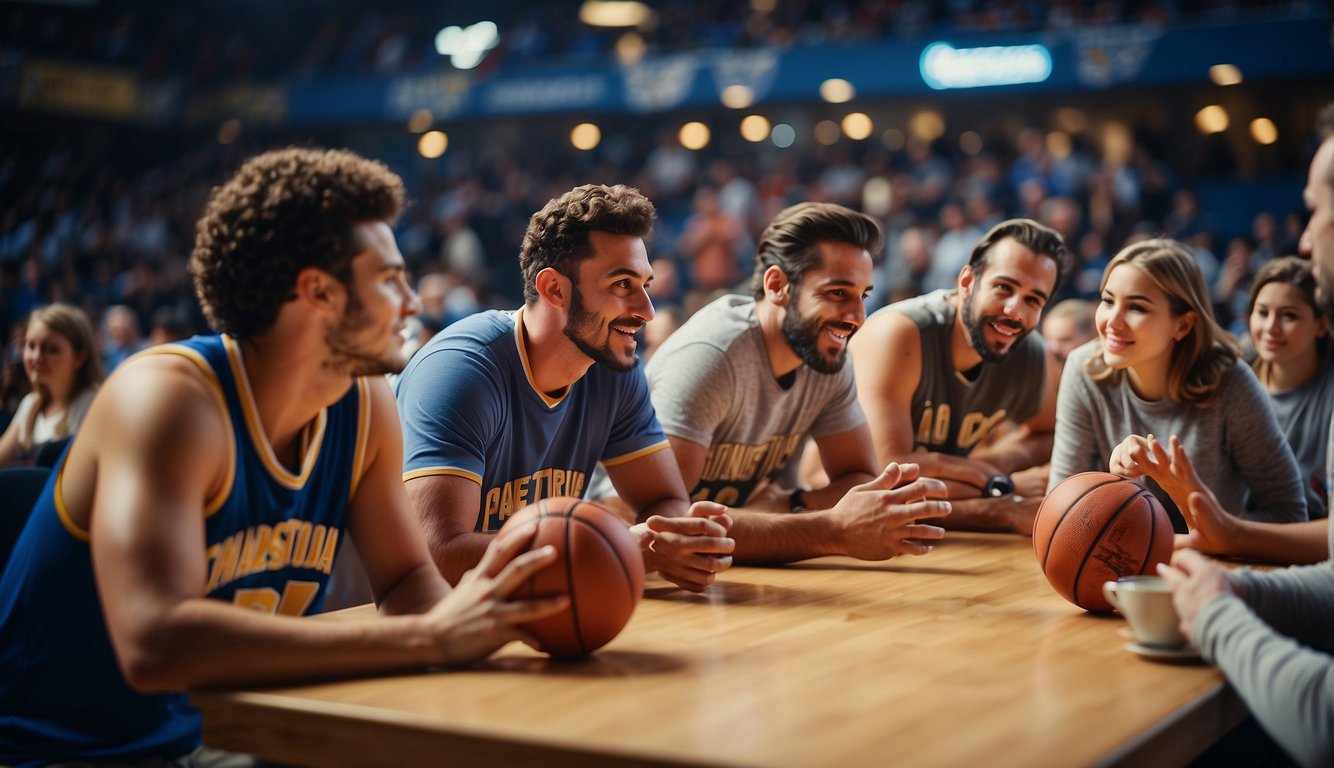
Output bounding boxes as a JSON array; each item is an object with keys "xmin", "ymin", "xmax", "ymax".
[
  {"xmin": 1047, "ymin": 238, "xmax": 1306, "ymax": 529},
  {"xmin": 1152, "ymin": 256, "xmax": 1334, "ymax": 564},
  {"xmin": 0, "ymin": 303, "xmax": 104, "ymax": 465},
  {"xmin": 1248, "ymin": 256, "xmax": 1334, "ymax": 518}
]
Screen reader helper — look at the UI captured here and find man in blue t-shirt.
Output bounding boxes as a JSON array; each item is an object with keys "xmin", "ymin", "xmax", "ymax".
[{"xmin": 397, "ymin": 184, "xmax": 735, "ymax": 591}]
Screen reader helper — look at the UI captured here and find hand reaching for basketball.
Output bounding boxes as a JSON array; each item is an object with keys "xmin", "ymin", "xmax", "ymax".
[
  {"xmin": 425, "ymin": 524, "xmax": 569, "ymax": 666},
  {"xmin": 1143, "ymin": 438, "xmax": 1243, "ymax": 556},
  {"xmin": 1108, "ymin": 434, "xmax": 1155, "ymax": 479},
  {"xmin": 633, "ymin": 502, "xmax": 736, "ymax": 592},
  {"xmin": 1113, "ymin": 434, "xmax": 1207, "ymax": 516},
  {"xmin": 1117, "ymin": 435, "xmax": 1245, "ymax": 556},
  {"xmin": 828, "ymin": 463, "xmax": 951, "ymax": 560}
]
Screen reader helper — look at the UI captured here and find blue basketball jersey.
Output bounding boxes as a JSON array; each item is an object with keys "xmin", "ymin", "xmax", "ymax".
[
  {"xmin": 396, "ymin": 308, "xmax": 668, "ymax": 533},
  {"xmin": 0, "ymin": 334, "xmax": 370, "ymax": 767}
]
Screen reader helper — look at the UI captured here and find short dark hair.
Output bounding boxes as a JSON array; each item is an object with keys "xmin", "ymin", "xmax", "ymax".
[
  {"xmin": 967, "ymin": 218, "xmax": 1071, "ymax": 291},
  {"xmin": 750, "ymin": 202, "xmax": 882, "ymax": 299},
  {"xmin": 191, "ymin": 147, "xmax": 405, "ymax": 339},
  {"xmin": 519, "ymin": 184, "xmax": 656, "ymax": 303}
]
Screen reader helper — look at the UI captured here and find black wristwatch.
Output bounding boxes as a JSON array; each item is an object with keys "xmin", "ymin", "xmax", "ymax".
[
  {"xmin": 983, "ymin": 474, "xmax": 1015, "ymax": 497},
  {"xmin": 789, "ymin": 487, "xmax": 808, "ymax": 512}
]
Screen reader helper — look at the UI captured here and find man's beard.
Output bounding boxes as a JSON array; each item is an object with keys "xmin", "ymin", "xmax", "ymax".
[
  {"xmin": 782, "ymin": 294, "xmax": 853, "ymax": 375},
  {"xmin": 563, "ymin": 287, "xmax": 642, "ymax": 373},
  {"xmin": 326, "ymin": 289, "xmax": 403, "ymax": 377},
  {"xmin": 963, "ymin": 289, "xmax": 1027, "ymax": 364}
]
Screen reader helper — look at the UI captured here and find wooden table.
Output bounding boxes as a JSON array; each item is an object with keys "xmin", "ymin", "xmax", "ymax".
[{"xmin": 191, "ymin": 532, "xmax": 1243, "ymax": 768}]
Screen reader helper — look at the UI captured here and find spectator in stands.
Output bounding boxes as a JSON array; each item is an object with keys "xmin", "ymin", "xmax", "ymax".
[
  {"xmin": 1040, "ymin": 298, "xmax": 1097, "ymax": 366},
  {"xmin": 1245, "ymin": 256, "xmax": 1334, "ymax": 521},
  {"xmin": 0, "ymin": 303, "xmax": 103, "ymax": 465},
  {"xmin": 100, "ymin": 303, "xmax": 144, "ymax": 371}
]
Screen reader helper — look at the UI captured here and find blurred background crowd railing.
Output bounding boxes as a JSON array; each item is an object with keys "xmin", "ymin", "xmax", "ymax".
[{"xmin": 0, "ymin": 0, "xmax": 1330, "ymax": 424}]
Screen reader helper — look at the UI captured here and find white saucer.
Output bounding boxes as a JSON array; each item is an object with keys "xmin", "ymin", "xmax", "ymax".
[{"xmin": 1125, "ymin": 641, "xmax": 1201, "ymax": 662}]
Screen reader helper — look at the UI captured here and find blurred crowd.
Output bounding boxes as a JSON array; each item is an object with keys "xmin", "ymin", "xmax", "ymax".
[
  {"xmin": 0, "ymin": 110, "xmax": 1311, "ymax": 425},
  {"xmin": 3, "ymin": 0, "xmax": 1312, "ymax": 88},
  {"xmin": 0, "ymin": 0, "xmax": 1318, "ymax": 432}
]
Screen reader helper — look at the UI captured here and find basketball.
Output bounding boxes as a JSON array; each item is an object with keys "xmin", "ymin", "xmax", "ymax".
[
  {"xmin": 1033, "ymin": 472, "xmax": 1174, "ymax": 612},
  {"xmin": 498, "ymin": 497, "xmax": 645, "ymax": 657}
]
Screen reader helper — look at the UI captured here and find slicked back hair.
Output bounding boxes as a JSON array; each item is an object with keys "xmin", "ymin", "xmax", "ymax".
[
  {"xmin": 966, "ymin": 218, "xmax": 1071, "ymax": 291},
  {"xmin": 750, "ymin": 202, "xmax": 882, "ymax": 298}
]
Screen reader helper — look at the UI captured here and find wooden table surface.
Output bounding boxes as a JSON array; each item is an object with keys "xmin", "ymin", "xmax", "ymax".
[{"xmin": 192, "ymin": 532, "xmax": 1243, "ymax": 768}]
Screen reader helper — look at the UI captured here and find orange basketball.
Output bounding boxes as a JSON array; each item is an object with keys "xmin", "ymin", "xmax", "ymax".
[
  {"xmin": 498, "ymin": 497, "xmax": 645, "ymax": 657},
  {"xmin": 1033, "ymin": 472, "xmax": 1173, "ymax": 612}
]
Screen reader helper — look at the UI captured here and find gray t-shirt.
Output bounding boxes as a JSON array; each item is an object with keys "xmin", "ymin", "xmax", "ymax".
[
  {"xmin": 1048, "ymin": 340, "xmax": 1306, "ymax": 528},
  {"xmin": 1193, "ymin": 410, "xmax": 1334, "ymax": 767},
  {"xmin": 878, "ymin": 289, "xmax": 1046, "ymax": 456},
  {"xmin": 1261, "ymin": 360, "xmax": 1334, "ymax": 519},
  {"xmin": 643, "ymin": 294, "xmax": 865, "ymax": 506}
]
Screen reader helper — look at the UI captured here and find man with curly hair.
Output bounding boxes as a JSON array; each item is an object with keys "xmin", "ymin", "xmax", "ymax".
[
  {"xmin": 396, "ymin": 184, "xmax": 736, "ymax": 591},
  {"xmin": 0, "ymin": 147, "xmax": 566, "ymax": 767}
]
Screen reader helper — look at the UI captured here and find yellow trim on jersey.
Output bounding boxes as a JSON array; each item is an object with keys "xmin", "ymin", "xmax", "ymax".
[
  {"xmin": 126, "ymin": 342, "xmax": 235, "ymax": 518},
  {"xmin": 54, "ymin": 466, "xmax": 88, "ymax": 541},
  {"xmin": 512, "ymin": 306, "xmax": 568, "ymax": 409},
  {"xmin": 223, "ymin": 335, "xmax": 326, "ymax": 490},
  {"xmin": 403, "ymin": 466, "xmax": 483, "ymax": 485},
  {"xmin": 602, "ymin": 439, "xmax": 671, "ymax": 468},
  {"xmin": 348, "ymin": 378, "xmax": 372, "ymax": 501}
]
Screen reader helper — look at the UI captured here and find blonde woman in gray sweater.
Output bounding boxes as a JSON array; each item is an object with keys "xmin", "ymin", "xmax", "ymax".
[{"xmin": 1048, "ymin": 237, "xmax": 1307, "ymax": 529}]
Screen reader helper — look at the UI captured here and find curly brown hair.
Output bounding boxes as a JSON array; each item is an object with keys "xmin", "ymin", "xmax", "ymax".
[
  {"xmin": 519, "ymin": 184, "xmax": 655, "ymax": 303},
  {"xmin": 190, "ymin": 147, "xmax": 405, "ymax": 338}
]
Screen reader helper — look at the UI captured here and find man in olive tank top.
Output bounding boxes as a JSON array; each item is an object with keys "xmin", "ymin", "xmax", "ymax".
[{"xmin": 849, "ymin": 219, "xmax": 1070, "ymax": 535}]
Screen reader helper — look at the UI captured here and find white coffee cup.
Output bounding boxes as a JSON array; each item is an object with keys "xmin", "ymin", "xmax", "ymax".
[{"xmin": 1102, "ymin": 575, "xmax": 1188, "ymax": 649}]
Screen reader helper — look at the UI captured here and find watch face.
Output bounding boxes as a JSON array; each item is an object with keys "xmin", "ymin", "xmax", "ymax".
[
  {"xmin": 790, "ymin": 488, "xmax": 807, "ymax": 511},
  {"xmin": 985, "ymin": 475, "xmax": 1014, "ymax": 497}
]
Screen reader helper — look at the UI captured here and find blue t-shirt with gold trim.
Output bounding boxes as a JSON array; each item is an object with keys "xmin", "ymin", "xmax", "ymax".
[
  {"xmin": 0, "ymin": 334, "xmax": 370, "ymax": 767},
  {"xmin": 396, "ymin": 308, "xmax": 667, "ymax": 533}
]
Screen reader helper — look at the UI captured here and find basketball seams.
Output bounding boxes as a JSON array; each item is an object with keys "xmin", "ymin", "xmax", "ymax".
[
  {"xmin": 570, "ymin": 516, "xmax": 639, "ymax": 605},
  {"xmin": 1039, "ymin": 475, "xmax": 1124, "ymax": 570},
  {"xmin": 567, "ymin": 510, "xmax": 639, "ymax": 655},
  {"xmin": 1070, "ymin": 489, "xmax": 1143, "ymax": 609},
  {"xmin": 1136, "ymin": 492, "xmax": 1160, "ymax": 576},
  {"xmin": 499, "ymin": 496, "xmax": 643, "ymax": 656},
  {"xmin": 559, "ymin": 499, "xmax": 587, "ymax": 655}
]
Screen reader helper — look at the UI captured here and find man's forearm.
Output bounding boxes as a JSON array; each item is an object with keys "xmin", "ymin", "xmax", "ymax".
[
  {"xmin": 938, "ymin": 496, "xmax": 1038, "ymax": 534},
  {"xmin": 728, "ymin": 508, "xmax": 842, "ymax": 565},
  {"xmin": 971, "ymin": 431, "xmax": 1053, "ymax": 475},
  {"xmin": 375, "ymin": 562, "xmax": 451, "ymax": 616},
  {"xmin": 430, "ymin": 532, "xmax": 495, "ymax": 586}
]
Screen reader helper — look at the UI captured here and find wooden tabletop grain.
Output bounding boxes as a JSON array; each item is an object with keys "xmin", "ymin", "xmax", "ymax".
[{"xmin": 191, "ymin": 532, "xmax": 1242, "ymax": 768}]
